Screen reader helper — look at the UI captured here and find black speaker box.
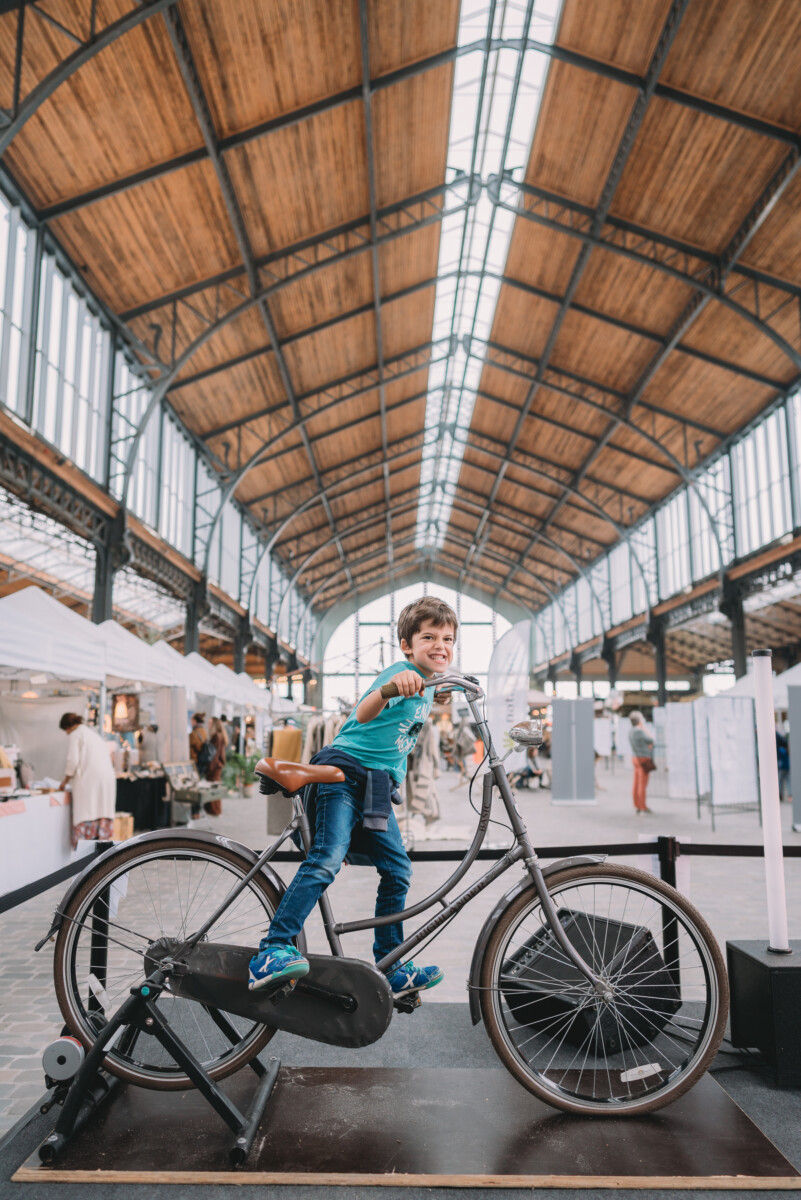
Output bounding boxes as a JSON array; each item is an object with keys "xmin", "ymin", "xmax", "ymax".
[
  {"xmin": 727, "ymin": 939, "xmax": 801, "ymax": 1087},
  {"xmin": 501, "ymin": 908, "xmax": 680, "ymax": 1056}
]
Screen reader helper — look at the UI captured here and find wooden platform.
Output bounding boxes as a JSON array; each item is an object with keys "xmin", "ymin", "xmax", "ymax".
[{"xmin": 14, "ymin": 1068, "xmax": 801, "ymax": 1188}]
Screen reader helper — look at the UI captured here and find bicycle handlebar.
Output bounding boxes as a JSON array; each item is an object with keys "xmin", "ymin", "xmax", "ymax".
[{"xmin": 379, "ymin": 672, "xmax": 484, "ymax": 700}]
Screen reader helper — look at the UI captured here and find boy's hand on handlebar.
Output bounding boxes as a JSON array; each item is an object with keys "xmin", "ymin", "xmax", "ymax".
[{"xmin": 386, "ymin": 670, "xmax": 426, "ymax": 699}]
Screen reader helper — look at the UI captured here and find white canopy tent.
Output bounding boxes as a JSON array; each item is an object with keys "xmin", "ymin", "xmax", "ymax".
[
  {"xmin": 0, "ymin": 586, "xmax": 106, "ymax": 682},
  {"xmin": 97, "ymin": 620, "xmax": 178, "ymax": 689},
  {"xmin": 715, "ymin": 664, "xmax": 800, "ymax": 709}
]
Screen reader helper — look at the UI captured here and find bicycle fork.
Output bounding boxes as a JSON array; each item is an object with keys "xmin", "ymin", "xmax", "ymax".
[{"xmin": 487, "ymin": 764, "xmax": 613, "ymax": 1001}]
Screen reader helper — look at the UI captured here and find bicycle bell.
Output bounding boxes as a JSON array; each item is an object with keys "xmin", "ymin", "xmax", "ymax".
[{"xmin": 509, "ymin": 719, "xmax": 544, "ymax": 746}]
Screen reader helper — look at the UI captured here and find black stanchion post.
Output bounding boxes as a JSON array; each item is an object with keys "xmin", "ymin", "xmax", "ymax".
[{"xmin": 657, "ymin": 836, "xmax": 680, "ymax": 990}]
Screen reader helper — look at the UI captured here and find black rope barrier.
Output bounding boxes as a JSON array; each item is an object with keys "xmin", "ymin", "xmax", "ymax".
[
  {"xmin": 0, "ymin": 841, "xmax": 113, "ymax": 915},
  {"xmin": 1, "ymin": 836, "xmax": 798, "ymax": 916}
]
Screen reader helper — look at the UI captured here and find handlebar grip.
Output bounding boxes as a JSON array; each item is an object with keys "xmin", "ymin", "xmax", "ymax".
[{"xmin": 380, "ymin": 682, "xmax": 400, "ymax": 699}]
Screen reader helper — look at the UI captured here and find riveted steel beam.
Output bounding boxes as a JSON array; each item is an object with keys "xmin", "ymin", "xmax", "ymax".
[
  {"xmin": 32, "ymin": 29, "xmax": 801, "ymax": 218},
  {"xmin": 0, "ymin": 0, "xmax": 178, "ymax": 157},
  {"xmin": 164, "ymin": 6, "xmax": 354, "ymax": 589},
  {"xmin": 460, "ymin": 0, "xmax": 690, "ymax": 596},
  {"xmin": 506, "ymin": 143, "xmax": 801, "ymax": 593}
]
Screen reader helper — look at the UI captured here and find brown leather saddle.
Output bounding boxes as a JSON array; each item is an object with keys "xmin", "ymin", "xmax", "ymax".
[{"xmin": 254, "ymin": 757, "xmax": 344, "ymax": 797}]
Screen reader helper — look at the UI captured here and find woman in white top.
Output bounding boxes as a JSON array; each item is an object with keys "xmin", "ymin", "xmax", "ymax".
[{"xmin": 59, "ymin": 713, "xmax": 116, "ymax": 847}]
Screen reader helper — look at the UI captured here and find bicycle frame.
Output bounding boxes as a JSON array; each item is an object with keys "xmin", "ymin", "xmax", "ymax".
[{"xmin": 184, "ymin": 674, "xmax": 609, "ymax": 997}]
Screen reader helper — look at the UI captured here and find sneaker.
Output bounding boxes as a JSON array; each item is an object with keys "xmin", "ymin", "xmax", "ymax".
[
  {"xmin": 386, "ymin": 962, "xmax": 444, "ymax": 997},
  {"xmin": 248, "ymin": 942, "xmax": 309, "ymax": 992}
]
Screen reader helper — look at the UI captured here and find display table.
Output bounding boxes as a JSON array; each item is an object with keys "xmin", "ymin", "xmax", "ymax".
[
  {"xmin": 171, "ymin": 783, "xmax": 229, "ymax": 825},
  {"xmin": 0, "ymin": 791, "xmax": 81, "ymax": 893},
  {"xmin": 115, "ymin": 775, "xmax": 169, "ymax": 832}
]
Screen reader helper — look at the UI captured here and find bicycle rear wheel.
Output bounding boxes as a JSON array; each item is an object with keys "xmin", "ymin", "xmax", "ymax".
[
  {"xmin": 479, "ymin": 863, "xmax": 728, "ymax": 1115},
  {"xmin": 53, "ymin": 837, "xmax": 280, "ymax": 1090}
]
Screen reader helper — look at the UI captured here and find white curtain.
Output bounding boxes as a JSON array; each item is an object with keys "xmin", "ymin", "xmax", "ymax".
[{"xmin": 0, "ymin": 693, "xmax": 87, "ymax": 780}]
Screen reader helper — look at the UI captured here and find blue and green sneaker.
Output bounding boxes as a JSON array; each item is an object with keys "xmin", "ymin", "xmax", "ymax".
[
  {"xmin": 386, "ymin": 962, "xmax": 444, "ymax": 997},
  {"xmin": 248, "ymin": 942, "xmax": 309, "ymax": 992}
]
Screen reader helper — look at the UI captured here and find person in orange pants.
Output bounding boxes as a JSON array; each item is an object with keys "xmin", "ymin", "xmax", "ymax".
[{"xmin": 628, "ymin": 710, "xmax": 655, "ymax": 815}]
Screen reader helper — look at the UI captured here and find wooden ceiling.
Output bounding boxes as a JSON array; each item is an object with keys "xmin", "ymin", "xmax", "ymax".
[{"xmin": 3, "ymin": 0, "xmax": 801, "ymax": 631}]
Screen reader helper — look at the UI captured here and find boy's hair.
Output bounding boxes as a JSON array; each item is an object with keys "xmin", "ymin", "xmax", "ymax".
[{"xmin": 397, "ymin": 596, "xmax": 458, "ymax": 654}]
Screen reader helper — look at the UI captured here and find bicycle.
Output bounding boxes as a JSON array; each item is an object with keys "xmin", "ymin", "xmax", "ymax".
[{"xmin": 42, "ymin": 671, "xmax": 728, "ymax": 1118}]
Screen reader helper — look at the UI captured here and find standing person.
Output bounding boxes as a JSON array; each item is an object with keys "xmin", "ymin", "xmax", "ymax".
[
  {"xmin": 189, "ymin": 712, "xmax": 211, "ymax": 818},
  {"xmin": 249, "ymin": 596, "xmax": 456, "ymax": 996},
  {"xmin": 139, "ymin": 723, "xmax": 159, "ymax": 763},
  {"xmin": 203, "ymin": 716, "xmax": 228, "ymax": 816},
  {"xmin": 59, "ymin": 713, "xmax": 116, "ymax": 849},
  {"xmin": 451, "ymin": 713, "xmax": 476, "ymax": 788},
  {"xmin": 628, "ymin": 710, "xmax": 655, "ymax": 816},
  {"xmin": 776, "ymin": 725, "xmax": 790, "ymax": 802},
  {"xmin": 189, "ymin": 712, "xmax": 208, "ymax": 766}
]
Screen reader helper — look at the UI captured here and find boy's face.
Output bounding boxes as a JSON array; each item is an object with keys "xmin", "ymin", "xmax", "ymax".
[{"xmin": 400, "ymin": 619, "xmax": 455, "ymax": 677}]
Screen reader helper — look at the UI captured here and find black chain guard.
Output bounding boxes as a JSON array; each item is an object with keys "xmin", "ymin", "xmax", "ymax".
[{"xmin": 153, "ymin": 942, "xmax": 394, "ymax": 1048}]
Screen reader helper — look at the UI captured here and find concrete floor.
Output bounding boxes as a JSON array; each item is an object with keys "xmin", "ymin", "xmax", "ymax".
[{"xmin": 1, "ymin": 757, "xmax": 799, "ymax": 1138}]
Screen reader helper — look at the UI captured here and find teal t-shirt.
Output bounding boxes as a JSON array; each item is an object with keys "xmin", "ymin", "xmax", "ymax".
[{"xmin": 332, "ymin": 662, "xmax": 433, "ymax": 782}]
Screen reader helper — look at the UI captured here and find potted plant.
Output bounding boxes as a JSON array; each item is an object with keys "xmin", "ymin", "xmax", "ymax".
[{"xmin": 222, "ymin": 752, "xmax": 261, "ymax": 797}]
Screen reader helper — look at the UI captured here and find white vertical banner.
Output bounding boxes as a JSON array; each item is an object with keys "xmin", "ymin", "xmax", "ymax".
[
  {"xmin": 486, "ymin": 621, "xmax": 530, "ymax": 765},
  {"xmin": 707, "ymin": 695, "xmax": 758, "ymax": 807},
  {"xmin": 665, "ymin": 702, "xmax": 697, "ymax": 799}
]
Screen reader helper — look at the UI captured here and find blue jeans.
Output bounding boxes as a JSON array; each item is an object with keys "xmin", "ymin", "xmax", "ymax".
[{"xmin": 264, "ymin": 773, "xmax": 412, "ymax": 963}]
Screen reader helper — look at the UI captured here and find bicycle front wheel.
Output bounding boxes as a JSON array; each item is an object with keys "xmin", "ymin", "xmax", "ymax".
[
  {"xmin": 53, "ymin": 837, "xmax": 281, "ymax": 1090},
  {"xmin": 479, "ymin": 863, "xmax": 728, "ymax": 1115}
]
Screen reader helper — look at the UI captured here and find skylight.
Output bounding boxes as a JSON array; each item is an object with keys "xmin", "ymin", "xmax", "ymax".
[{"xmin": 415, "ymin": 0, "xmax": 563, "ymax": 550}]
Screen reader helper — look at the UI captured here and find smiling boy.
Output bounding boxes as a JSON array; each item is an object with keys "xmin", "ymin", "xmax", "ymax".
[{"xmin": 249, "ymin": 596, "xmax": 456, "ymax": 995}]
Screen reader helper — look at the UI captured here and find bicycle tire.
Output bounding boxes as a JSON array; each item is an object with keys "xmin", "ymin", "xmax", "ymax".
[
  {"xmin": 53, "ymin": 837, "xmax": 281, "ymax": 1091},
  {"xmin": 479, "ymin": 863, "xmax": 728, "ymax": 1115}
]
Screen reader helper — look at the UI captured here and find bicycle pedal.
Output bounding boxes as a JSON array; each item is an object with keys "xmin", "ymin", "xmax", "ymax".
[
  {"xmin": 267, "ymin": 978, "xmax": 298, "ymax": 1005},
  {"xmin": 393, "ymin": 991, "xmax": 422, "ymax": 1013}
]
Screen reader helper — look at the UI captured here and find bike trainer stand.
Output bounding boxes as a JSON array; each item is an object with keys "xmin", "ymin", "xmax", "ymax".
[{"xmin": 39, "ymin": 968, "xmax": 281, "ymax": 1168}]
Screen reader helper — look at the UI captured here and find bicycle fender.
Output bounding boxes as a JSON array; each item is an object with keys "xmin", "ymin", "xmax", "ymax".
[
  {"xmin": 34, "ymin": 828, "xmax": 299, "ymax": 952},
  {"xmin": 466, "ymin": 854, "xmax": 606, "ymax": 1026}
]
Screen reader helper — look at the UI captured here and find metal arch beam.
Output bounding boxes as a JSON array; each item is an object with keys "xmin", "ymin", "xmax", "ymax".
[
  {"xmin": 198, "ymin": 341, "xmax": 444, "ymax": 443},
  {"xmin": 222, "ymin": 366, "xmax": 670, "ymax": 506},
  {"xmin": 276, "ymin": 488, "xmax": 597, "ymax": 664},
  {"xmin": 489, "ymin": 176, "xmax": 801, "ymax": 373},
  {"xmin": 34, "ymin": 33, "xmax": 801, "ymax": 220},
  {"xmin": 177, "ymin": 267, "xmax": 773, "ymax": 434},
  {"xmin": 466, "ymin": 335, "xmax": 729, "ymax": 577},
  {"xmin": 297, "ymin": 538, "xmax": 541, "ymax": 651},
  {"xmin": 162, "ymin": 7, "xmax": 353, "ymax": 592},
  {"xmin": 271, "ymin": 473, "xmax": 609, "ymax": 558},
  {"xmin": 500, "ymin": 145, "xmax": 801, "ymax": 595},
  {"xmin": 247, "ymin": 424, "xmax": 654, "ymax": 617},
  {"xmin": 359, "ymin": 0, "xmax": 392, "ymax": 570},
  {"xmin": 118, "ymin": 181, "xmax": 473, "ymax": 502},
  {"xmin": 274, "ymin": 489, "xmax": 574, "ymax": 640},
  {"xmin": 119, "ymin": 178, "xmax": 474, "ymax": 323},
  {"xmin": 306, "ymin": 561, "xmax": 537, "ymax": 665},
  {"xmin": 248, "ymin": 421, "xmax": 649, "ymax": 517},
  {"xmin": 173, "ymin": 274, "xmax": 441, "ymax": 399},
  {"xmin": 0, "ymin": 0, "xmax": 178, "ymax": 157},
  {"xmin": 244, "ymin": 426, "xmax": 649, "ymax": 618},
  {"xmin": 460, "ymin": 0, "xmax": 689, "ymax": 598},
  {"xmin": 482, "ymin": 339, "xmax": 724, "ymax": 441}
]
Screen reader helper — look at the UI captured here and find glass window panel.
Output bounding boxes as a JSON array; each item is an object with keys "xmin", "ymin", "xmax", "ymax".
[
  {"xmin": 159, "ymin": 415, "xmax": 194, "ymax": 558},
  {"xmin": 609, "ymin": 543, "xmax": 632, "ymax": 625},
  {"xmin": 0, "ymin": 198, "xmax": 36, "ymax": 418},
  {"xmin": 732, "ymin": 410, "xmax": 791, "ymax": 556},
  {"xmin": 31, "ymin": 253, "xmax": 111, "ymax": 483}
]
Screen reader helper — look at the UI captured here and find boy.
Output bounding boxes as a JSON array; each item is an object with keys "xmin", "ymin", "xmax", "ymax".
[{"xmin": 249, "ymin": 596, "xmax": 457, "ymax": 996}]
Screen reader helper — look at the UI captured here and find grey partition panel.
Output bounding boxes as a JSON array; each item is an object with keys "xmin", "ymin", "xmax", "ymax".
[
  {"xmin": 788, "ymin": 686, "xmax": 801, "ymax": 832},
  {"xmin": 551, "ymin": 698, "xmax": 596, "ymax": 805}
]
